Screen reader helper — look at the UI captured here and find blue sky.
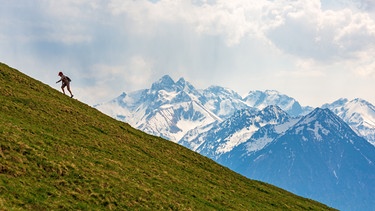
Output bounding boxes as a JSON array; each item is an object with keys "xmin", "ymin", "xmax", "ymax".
[{"xmin": 1, "ymin": 0, "xmax": 375, "ymax": 107}]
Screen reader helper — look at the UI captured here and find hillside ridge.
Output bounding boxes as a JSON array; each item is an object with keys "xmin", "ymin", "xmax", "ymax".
[{"xmin": 0, "ymin": 62, "xmax": 335, "ymax": 210}]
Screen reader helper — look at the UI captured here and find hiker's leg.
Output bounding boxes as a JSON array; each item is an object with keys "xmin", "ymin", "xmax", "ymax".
[
  {"xmin": 61, "ymin": 84, "xmax": 66, "ymax": 94},
  {"xmin": 67, "ymin": 84, "xmax": 72, "ymax": 95},
  {"xmin": 67, "ymin": 84, "xmax": 73, "ymax": 97}
]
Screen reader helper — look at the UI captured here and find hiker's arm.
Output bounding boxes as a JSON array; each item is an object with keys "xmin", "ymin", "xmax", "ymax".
[{"xmin": 56, "ymin": 79, "xmax": 61, "ymax": 83}]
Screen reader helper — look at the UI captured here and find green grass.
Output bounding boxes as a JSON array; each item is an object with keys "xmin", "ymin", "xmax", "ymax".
[{"xmin": 0, "ymin": 62, "xmax": 336, "ymax": 210}]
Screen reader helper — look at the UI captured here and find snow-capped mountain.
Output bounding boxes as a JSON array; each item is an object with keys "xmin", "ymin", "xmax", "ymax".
[
  {"xmin": 216, "ymin": 115, "xmax": 300, "ymax": 168},
  {"xmin": 180, "ymin": 105, "xmax": 292, "ymax": 160},
  {"xmin": 322, "ymin": 98, "xmax": 375, "ymax": 146},
  {"xmin": 95, "ymin": 75, "xmax": 221, "ymax": 142},
  {"xmin": 228, "ymin": 108, "xmax": 375, "ymax": 211},
  {"xmin": 200, "ymin": 86, "xmax": 250, "ymax": 119},
  {"xmin": 96, "ymin": 76, "xmax": 315, "ymax": 143},
  {"xmin": 243, "ymin": 90, "xmax": 313, "ymax": 117}
]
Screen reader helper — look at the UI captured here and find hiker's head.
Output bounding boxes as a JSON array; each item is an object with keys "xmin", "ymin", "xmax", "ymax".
[{"xmin": 58, "ymin": 72, "xmax": 63, "ymax": 76}]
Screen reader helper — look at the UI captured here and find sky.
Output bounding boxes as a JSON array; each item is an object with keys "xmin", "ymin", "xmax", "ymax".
[{"xmin": 1, "ymin": 0, "xmax": 375, "ymax": 107}]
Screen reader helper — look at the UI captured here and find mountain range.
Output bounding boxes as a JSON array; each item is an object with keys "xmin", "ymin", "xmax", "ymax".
[
  {"xmin": 95, "ymin": 75, "xmax": 313, "ymax": 141},
  {"xmin": 95, "ymin": 75, "xmax": 375, "ymax": 148},
  {"xmin": 95, "ymin": 75, "xmax": 375, "ymax": 210}
]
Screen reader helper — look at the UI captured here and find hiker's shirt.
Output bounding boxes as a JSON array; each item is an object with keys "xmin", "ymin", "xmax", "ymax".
[{"xmin": 60, "ymin": 76, "xmax": 69, "ymax": 85}]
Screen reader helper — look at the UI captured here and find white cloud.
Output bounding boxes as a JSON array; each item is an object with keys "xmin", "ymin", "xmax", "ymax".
[
  {"xmin": 186, "ymin": 1, "xmax": 267, "ymax": 45},
  {"xmin": 264, "ymin": 0, "xmax": 375, "ymax": 62},
  {"xmin": 322, "ymin": 0, "xmax": 375, "ymax": 12},
  {"xmin": 75, "ymin": 56, "xmax": 154, "ymax": 104},
  {"xmin": 279, "ymin": 59, "xmax": 326, "ymax": 78},
  {"xmin": 0, "ymin": 0, "xmax": 98, "ymax": 45},
  {"xmin": 83, "ymin": 56, "xmax": 154, "ymax": 92},
  {"xmin": 107, "ymin": 0, "xmax": 269, "ymax": 45},
  {"xmin": 356, "ymin": 64, "xmax": 375, "ymax": 78},
  {"xmin": 124, "ymin": 56, "xmax": 154, "ymax": 89},
  {"xmin": 334, "ymin": 11, "xmax": 375, "ymax": 52},
  {"xmin": 106, "ymin": 0, "xmax": 375, "ymax": 63},
  {"xmin": 353, "ymin": 51, "xmax": 375, "ymax": 78}
]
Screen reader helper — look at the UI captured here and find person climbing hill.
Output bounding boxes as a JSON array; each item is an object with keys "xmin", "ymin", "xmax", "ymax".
[{"xmin": 56, "ymin": 71, "xmax": 73, "ymax": 98}]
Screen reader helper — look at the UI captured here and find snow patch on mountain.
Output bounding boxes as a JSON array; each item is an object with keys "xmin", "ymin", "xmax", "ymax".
[
  {"xmin": 245, "ymin": 136, "xmax": 274, "ymax": 153},
  {"xmin": 244, "ymin": 118, "xmax": 300, "ymax": 154},
  {"xmin": 178, "ymin": 121, "xmax": 218, "ymax": 150},
  {"xmin": 217, "ymin": 125, "xmax": 259, "ymax": 154},
  {"xmin": 274, "ymin": 118, "xmax": 300, "ymax": 134}
]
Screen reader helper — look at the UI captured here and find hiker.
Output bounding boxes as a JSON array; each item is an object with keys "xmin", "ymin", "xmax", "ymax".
[{"xmin": 56, "ymin": 71, "xmax": 73, "ymax": 98}]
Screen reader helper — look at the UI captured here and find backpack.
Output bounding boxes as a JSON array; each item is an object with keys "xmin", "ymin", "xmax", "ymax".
[{"xmin": 66, "ymin": 76, "xmax": 71, "ymax": 82}]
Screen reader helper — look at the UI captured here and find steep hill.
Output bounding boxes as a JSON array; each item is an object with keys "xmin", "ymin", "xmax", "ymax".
[{"xmin": 0, "ymin": 62, "xmax": 335, "ymax": 210}]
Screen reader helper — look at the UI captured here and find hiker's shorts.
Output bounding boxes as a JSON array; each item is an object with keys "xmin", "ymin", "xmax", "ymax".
[{"xmin": 61, "ymin": 82, "xmax": 70, "ymax": 89}]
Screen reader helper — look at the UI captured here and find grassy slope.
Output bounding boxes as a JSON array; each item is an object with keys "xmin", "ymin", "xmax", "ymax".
[{"xmin": 0, "ymin": 62, "xmax": 336, "ymax": 210}]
